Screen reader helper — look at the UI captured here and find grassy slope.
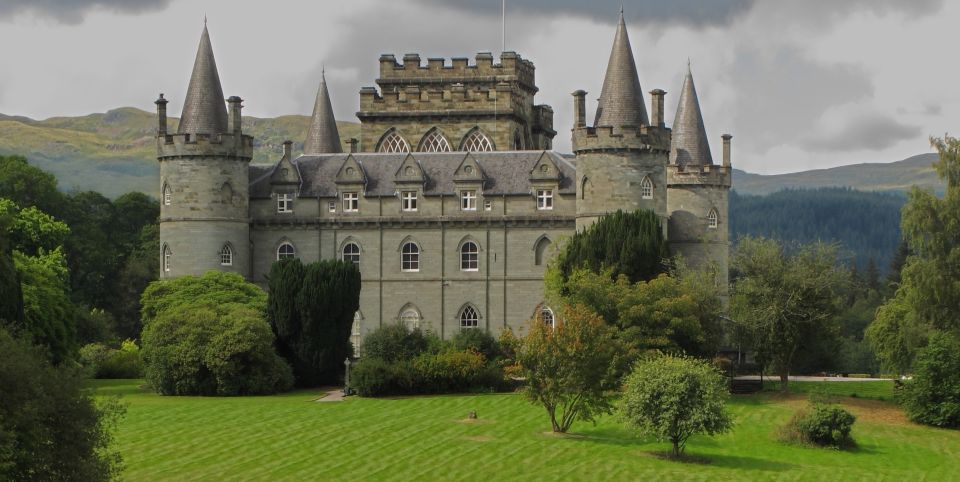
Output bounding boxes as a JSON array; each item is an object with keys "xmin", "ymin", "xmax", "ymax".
[
  {"xmin": 93, "ymin": 380, "xmax": 959, "ymax": 481},
  {"xmin": 0, "ymin": 108, "xmax": 360, "ymax": 198}
]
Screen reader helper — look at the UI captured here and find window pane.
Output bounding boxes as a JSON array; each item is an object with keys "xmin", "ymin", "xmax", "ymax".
[
  {"xmin": 461, "ymin": 242, "xmax": 479, "ymax": 271},
  {"xmin": 378, "ymin": 131, "xmax": 410, "ymax": 153}
]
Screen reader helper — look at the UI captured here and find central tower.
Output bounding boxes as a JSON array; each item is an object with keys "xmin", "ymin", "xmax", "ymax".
[{"xmin": 573, "ymin": 12, "xmax": 671, "ymax": 231}]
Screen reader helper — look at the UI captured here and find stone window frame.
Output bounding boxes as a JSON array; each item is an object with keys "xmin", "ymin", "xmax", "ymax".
[
  {"xmin": 277, "ymin": 241, "xmax": 296, "ymax": 261},
  {"xmin": 538, "ymin": 305, "xmax": 555, "ymax": 330},
  {"xmin": 277, "ymin": 193, "xmax": 294, "ymax": 213},
  {"xmin": 162, "ymin": 182, "xmax": 172, "ymax": 206},
  {"xmin": 400, "ymin": 241, "xmax": 421, "ymax": 272},
  {"xmin": 328, "ymin": 201, "xmax": 336, "ymax": 213},
  {"xmin": 418, "ymin": 128, "xmax": 452, "ymax": 153},
  {"xmin": 458, "ymin": 304, "xmax": 480, "ymax": 330},
  {"xmin": 536, "ymin": 189, "xmax": 554, "ymax": 210},
  {"xmin": 580, "ymin": 176, "xmax": 591, "ymax": 200},
  {"xmin": 533, "ymin": 235, "xmax": 552, "ymax": 266},
  {"xmin": 459, "ymin": 240, "xmax": 480, "ymax": 272},
  {"xmin": 342, "ymin": 192, "xmax": 360, "ymax": 212},
  {"xmin": 640, "ymin": 176, "xmax": 654, "ymax": 199},
  {"xmin": 398, "ymin": 304, "xmax": 422, "ymax": 330},
  {"xmin": 162, "ymin": 243, "xmax": 171, "ymax": 272},
  {"xmin": 351, "ymin": 311, "xmax": 363, "ymax": 355},
  {"xmin": 219, "ymin": 243, "xmax": 233, "ymax": 266},
  {"xmin": 460, "ymin": 190, "xmax": 477, "ymax": 211},
  {"xmin": 377, "ymin": 129, "xmax": 411, "ymax": 153},
  {"xmin": 401, "ymin": 191, "xmax": 418, "ymax": 212},
  {"xmin": 707, "ymin": 208, "xmax": 719, "ymax": 229},
  {"xmin": 460, "ymin": 128, "xmax": 495, "ymax": 152},
  {"xmin": 341, "ymin": 241, "xmax": 361, "ymax": 265}
]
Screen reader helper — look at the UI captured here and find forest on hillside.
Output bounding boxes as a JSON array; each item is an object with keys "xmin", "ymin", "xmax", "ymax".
[{"xmin": 729, "ymin": 188, "xmax": 906, "ymax": 273}]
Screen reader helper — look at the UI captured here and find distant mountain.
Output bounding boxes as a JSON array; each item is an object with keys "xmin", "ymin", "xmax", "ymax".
[
  {"xmin": 732, "ymin": 154, "xmax": 943, "ymax": 195},
  {"xmin": 0, "ymin": 108, "xmax": 359, "ymax": 198},
  {"xmin": 0, "ymin": 107, "xmax": 944, "ymax": 198}
]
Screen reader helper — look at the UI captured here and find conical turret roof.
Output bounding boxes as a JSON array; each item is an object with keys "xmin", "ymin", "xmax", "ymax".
[
  {"xmin": 177, "ymin": 24, "xmax": 228, "ymax": 135},
  {"xmin": 669, "ymin": 64, "xmax": 713, "ymax": 166},
  {"xmin": 594, "ymin": 11, "xmax": 649, "ymax": 128},
  {"xmin": 303, "ymin": 71, "xmax": 343, "ymax": 155}
]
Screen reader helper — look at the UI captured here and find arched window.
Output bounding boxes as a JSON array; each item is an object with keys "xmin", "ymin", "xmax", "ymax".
[
  {"xmin": 401, "ymin": 242, "xmax": 420, "ymax": 272},
  {"xmin": 708, "ymin": 209, "xmax": 719, "ymax": 229},
  {"xmin": 400, "ymin": 308, "xmax": 421, "ymax": 330},
  {"xmin": 219, "ymin": 244, "xmax": 233, "ymax": 266},
  {"xmin": 461, "ymin": 129, "xmax": 494, "ymax": 152},
  {"xmin": 351, "ymin": 311, "xmax": 363, "ymax": 355},
  {"xmin": 640, "ymin": 176, "xmax": 654, "ymax": 199},
  {"xmin": 459, "ymin": 305, "xmax": 479, "ymax": 329},
  {"xmin": 534, "ymin": 237, "xmax": 552, "ymax": 266},
  {"xmin": 460, "ymin": 241, "xmax": 479, "ymax": 271},
  {"xmin": 277, "ymin": 242, "xmax": 296, "ymax": 261},
  {"xmin": 540, "ymin": 306, "xmax": 555, "ymax": 329},
  {"xmin": 418, "ymin": 128, "xmax": 452, "ymax": 152},
  {"xmin": 342, "ymin": 242, "xmax": 360, "ymax": 265},
  {"xmin": 162, "ymin": 183, "xmax": 172, "ymax": 206},
  {"xmin": 377, "ymin": 130, "xmax": 410, "ymax": 153},
  {"xmin": 580, "ymin": 177, "xmax": 591, "ymax": 200},
  {"xmin": 162, "ymin": 244, "xmax": 171, "ymax": 272}
]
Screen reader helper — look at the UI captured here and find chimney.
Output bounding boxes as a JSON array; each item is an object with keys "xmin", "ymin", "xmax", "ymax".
[
  {"xmin": 722, "ymin": 134, "xmax": 733, "ymax": 167},
  {"xmin": 227, "ymin": 96, "xmax": 243, "ymax": 135},
  {"xmin": 348, "ymin": 138, "xmax": 359, "ymax": 153},
  {"xmin": 282, "ymin": 140, "xmax": 293, "ymax": 161},
  {"xmin": 650, "ymin": 89, "xmax": 666, "ymax": 128},
  {"xmin": 572, "ymin": 90, "xmax": 587, "ymax": 128},
  {"xmin": 155, "ymin": 93, "xmax": 168, "ymax": 137}
]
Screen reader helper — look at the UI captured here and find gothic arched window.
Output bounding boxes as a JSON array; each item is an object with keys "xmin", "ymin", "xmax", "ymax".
[
  {"xmin": 418, "ymin": 128, "xmax": 452, "ymax": 152},
  {"xmin": 540, "ymin": 306, "xmax": 555, "ymax": 329},
  {"xmin": 342, "ymin": 242, "xmax": 360, "ymax": 265},
  {"xmin": 162, "ymin": 244, "xmax": 172, "ymax": 272},
  {"xmin": 640, "ymin": 176, "xmax": 654, "ymax": 199},
  {"xmin": 460, "ymin": 241, "xmax": 479, "ymax": 271},
  {"xmin": 534, "ymin": 237, "xmax": 552, "ymax": 266},
  {"xmin": 708, "ymin": 209, "xmax": 719, "ymax": 229},
  {"xmin": 461, "ymin": 129, "xmax": 494, "ymax": 152},
  {"xmin": 219, "ymin": 244, "xmax": 233, "ymax": 266},
  {"xmin": 459, "ymin": 305, "xmax": 479, "ymax": 329},
  {"xmin": 400, "ymin": 308, "xmax": 421, "ymax": 330},
  {"xmin": 401, "ymin": 242, "xmax": 420, "ymax": 272},
  {"xmin": 277, "ymin": 242, "xmax": 296, "ymax": 260},
  {"xmin": 378, "ymin": 130, "xmax": 410, "ymax": 153},
  {"xmin": 162, "ymin": 183, "xmax": 172, "ymax": 206}
]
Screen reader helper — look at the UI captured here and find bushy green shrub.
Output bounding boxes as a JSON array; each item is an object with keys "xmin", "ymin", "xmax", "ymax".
[
  {"xmin": 79, "ymin": 339, "xmax": 144, "ymax": 378},
  {"xmin": 898, "ymin": 332, "xmax": 960, "ymax": 428},
  {"xmin": 448, "ymin": 329, "xmax": 501, "ymax": 361},
  {"xmin": 361, "ymin": 324, "xmax": 439, "ymax": 362},
  {"xmin": 350, "ymin": 348, "xmax": 505, "ymax": 397},
  {"xmin": 780, "ymin": 403, "xmax": 856, "ymax": 449},
  {"xmin": 141, "ymin": 303, "xmax": 293, "ymax": 396}
]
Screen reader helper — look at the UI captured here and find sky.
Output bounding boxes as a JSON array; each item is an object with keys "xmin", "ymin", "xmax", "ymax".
[{"xmin": 0, "ymin": 0, "xmax": 954, "ymax": 174}]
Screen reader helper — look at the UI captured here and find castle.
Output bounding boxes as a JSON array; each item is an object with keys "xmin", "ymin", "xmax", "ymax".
[{"xmin": 155, "ymin": 13, "xmax": 732, "ymax": 350}]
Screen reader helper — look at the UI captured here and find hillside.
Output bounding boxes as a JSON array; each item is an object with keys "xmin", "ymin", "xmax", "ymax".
[
  {"xmin": 0, "ymin": 108, "xmax": 359, "ymax": 198},
  {"xmin": 732, "ymin": 153, "xmax": 943, "ymax": 195}
]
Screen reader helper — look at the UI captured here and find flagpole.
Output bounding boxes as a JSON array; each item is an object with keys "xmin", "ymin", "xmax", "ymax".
[{"xmin": 502, "ymin": 0, "xmax": 506, "ymax": 53}]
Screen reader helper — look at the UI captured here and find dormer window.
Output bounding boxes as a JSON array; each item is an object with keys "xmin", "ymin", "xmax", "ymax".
[
  {"xmin": 536, "ymin": 189, "xmax": 554, "ymax": 210},
  {"xmin": 401, "ymin": 191, "xmax": 418, "ymax": 212},
  {"xmin": 461, "ymin": 190, "xmax": 477, "ymax": 211},
  {"xmin": 343, "ymin": 192, "xmax": 359, "ymax": 212},
  {"xmin": 277, "ymin": 193, "xmax": 293, "ymax": 213}
]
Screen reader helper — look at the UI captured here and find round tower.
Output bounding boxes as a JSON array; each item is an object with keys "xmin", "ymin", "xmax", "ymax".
[
  {"xmin": 157, "ymin": 24, "xmax": 253, "ymax": 279},
  {"xmin": 665, "ymin": 64, "xmax": 732, "ymax": 285},
  {"xmin": 573, "ymin": 12, "xmax": 671, "ymax": 231}
]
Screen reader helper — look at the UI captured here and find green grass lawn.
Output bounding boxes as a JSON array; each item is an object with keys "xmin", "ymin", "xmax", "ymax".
[
  {"xmin": 762, "ymin": 379, "xmax": 896, "ymax": 401},
  {"xmin": 93, "ymin": 380, "xmax": 960, "ymax": 481}
]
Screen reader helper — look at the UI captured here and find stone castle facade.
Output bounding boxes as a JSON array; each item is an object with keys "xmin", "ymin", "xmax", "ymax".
[{"xmin": 156, "ymin": 14, "xmax": 732, "ymax": 350}]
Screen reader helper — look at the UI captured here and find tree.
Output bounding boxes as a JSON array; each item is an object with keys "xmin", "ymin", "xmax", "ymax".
[
  {"xmin": 141, "ymin": 271, "xmax": 267, "ymax": 325},
  {"xmin": 516, "ymin": 303, "xmax": 618, "ymax": 433},
  {"xmin": 0, "ymin": 327, "xmax": 124, "ymax": 480},
  {"xmin": 618, "ymin": 354, "xmax": 733, "ymax": 458},
  {"xmin": 731, "ymin": 237, "xmax": 848, "ymax": 392},
  {"xmin": 110, "ymin": 224, "xmax": 159, "ymax": 340},
  {"xmin": 0, "ymin": 199, "xmax": 70, "ymax": 256},
  {"xmin": 553, "ymin": 209, "xmax": 668, "ymax": 291},
  {"xmin": 0, "ymin": 218, "xmax": 23, "ymax": 326},
  {"xmin": 898, "ymin": 332, "xmax": 960, "ymax": 428},
  {"xmin": 14, "ymin": 248, "xmax": 76, "ymax": 363},
  {"xmin": 0, "ymin": 155, "xmax": 64, "ymax": 217},
  {"xmin": 266, "ymin": 259, "xmax": 361, "ymax": 386}
]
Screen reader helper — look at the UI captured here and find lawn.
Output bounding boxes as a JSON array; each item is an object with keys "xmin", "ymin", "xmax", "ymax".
[{"xmin": 93, "ymin": 380, "xmax": 960, "ymax": 481}]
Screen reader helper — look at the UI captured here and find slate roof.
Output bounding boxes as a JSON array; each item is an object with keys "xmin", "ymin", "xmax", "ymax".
[
  {"xmin": 594, "ymin": 12, "xmax": 649, "ymax": 128},
  {"xmin": 249, "ymin": 151, "xmax": 576, "ymax": 199},
  {"xmin": 303, "ymin": 71, "xmax": 343, "ymax": 155},
  {"xmin": 669, "ymin": 65, "xmax": 713, "ymax": 167},
  {"xmin": 177, "ymin": 25, "xmax": 228, "ymax": 135}
]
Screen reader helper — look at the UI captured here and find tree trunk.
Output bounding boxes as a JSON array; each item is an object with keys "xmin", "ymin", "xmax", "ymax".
[
  {"xmin": 672, "ymin": 437, "xmax": 681, "ymax": 458},
  {"xmin": 780, "ymin": 370, "xmax": 789, "ymax": 393}
]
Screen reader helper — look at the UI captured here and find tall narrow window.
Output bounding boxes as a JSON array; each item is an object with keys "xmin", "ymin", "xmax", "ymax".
[
  {"xmin": 277, "ymin": 242, "xmax": 296, "ymax": 261},
  {"xmin": 342, "ymin": 192, "xmax": 359, "ymax": 212},
  {"xmin": 537, "ymin": 189, "xmax": 554, "ymax": 210},
  {"xmin": 162, "ymin": 244, "xmax": 171, "ymax": 272},
  {"xmin": 401, "ymin": 242, "xmax": 420, "ymax": 272},
  {"xmin": 540, "ymin": 307, "xmax": 555, "ymax": 329},
  {"xmin": 461, "ymin": 130, "xmax": 494, "ymax": 152},
  {"xmin": 163, "ymin": 184, "xmax": 171, "ymax": 206},
  {"xmin": 351, "ymin": 311, "xmax": 362, "ymax": 355},
  {"xmin": 460, "ymin": 241, "xmax": 479, "ymax": 271},
  {"xmin": 400, "ymin": 309, "xmax": 421, "ymax": 330},
  {"xmin": 277, "ymin": 193, "xmax": 293, "ymax": 213},
  {"xmin": 401, "ymin": 191, "xmax": 418, "ymax": 212},
  {"xmin": 418, "ymin": 129, "xmax": 452, "ymax": 152},
  {"xmin": 378, "ymin": 130, "xmax": 410, "ymax": 153},
  {"xmin": 534, "ymin": 237, "xmax": 552, "ymax": 266},
  {"xmin": 708, "ymin": 209, "xmax": 719, "ymax": 229},
  {"xmin": 461, "ymin": 190, "xmax": 477, "ymax": 211},
  {"xmin": 459, "ymin": 306, "xmax": 479, "ymax": 329},
  {"xmin": 219, "ymin": 244, "xmax": 233, "ymax": 266},
  {"xmin": 342, "ymin": 242, "xmax": 360, "ymax": 265},
  {"xmin": 640, "ymin": 176, "xmax": 653, "ymax": 200}
]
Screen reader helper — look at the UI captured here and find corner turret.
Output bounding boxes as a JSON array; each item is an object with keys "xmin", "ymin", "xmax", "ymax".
[{"xmin": 303, "ymin": 70, "xmax": 343, "ymax": 155}]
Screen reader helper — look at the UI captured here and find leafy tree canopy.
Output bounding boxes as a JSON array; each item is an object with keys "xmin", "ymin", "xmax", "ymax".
[
  {"xmin": 141, "ymin": 271, "xmax": 266, "ymax": 326},
  {"xmin": 13, "ymin": 249, "xmax": 75, "ymax": 363}
]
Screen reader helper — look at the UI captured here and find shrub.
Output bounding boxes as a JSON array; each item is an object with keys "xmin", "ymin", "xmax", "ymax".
[
  {"xmin": 142, "ymin": 303, "xmax": 293, "ymax": 396},
  {"xmin": 619, "ymin": 354, "xmax": 734, "ymax": 458},
  {"xmin": 80, "ymin": 339, "xmax": 144, "ymax": 379},
  {"xmin": 898, "ymin": 332, "xmax": 960, "ymax": 428},
  {"xmin": 350, "ymin": 349, "xmax": 505, "ymax": 397},
  {"xmin": 361, "ymin": 324, "xmax": 438, "ymax": 362},
  {"xmin": 448, "ymin": 329, "xmax": 501, "ymax": 361},
  {"xmin": 780, "ymin": 403, "xmax": 856, "ymax": 449}
]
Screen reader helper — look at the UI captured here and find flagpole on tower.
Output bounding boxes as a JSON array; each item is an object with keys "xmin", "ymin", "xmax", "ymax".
[{"xmin": 502, "ymin": 0, "xmax": 506, "ymax": 53}]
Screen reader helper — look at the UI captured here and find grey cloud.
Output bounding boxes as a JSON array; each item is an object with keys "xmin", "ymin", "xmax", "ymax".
[
  {"xmin": 805, "ymin": 115, "xmax": 922, "ymax": 152},
  {"xmin": 0, "ymin": 0, "xmax": 172, "ymax": 24}
]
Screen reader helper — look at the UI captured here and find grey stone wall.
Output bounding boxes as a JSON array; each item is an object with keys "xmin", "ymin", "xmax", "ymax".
[{"xmin": 574, "ymin": 150, "xmax": 668, "ymax": 230}]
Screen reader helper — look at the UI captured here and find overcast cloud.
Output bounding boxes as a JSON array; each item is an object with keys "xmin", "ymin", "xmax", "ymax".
[{"xmin": 0, "ymin": 0, "xmax": 954, "ymax": 174}]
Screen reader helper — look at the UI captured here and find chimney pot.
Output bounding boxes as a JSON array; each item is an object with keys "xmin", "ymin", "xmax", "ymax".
[
  {"xmin": 572, "ymin": 90, "xmax": 587, "ymax": 128},
  {"xmin": 282, "ymin": 140, "xmax": 293, "ymax": 160},
  {"xmin": 650, "ymin": 89, "xmax": 667, "ymax": 128},
  {"xmin": 721, "ymin": 134, "xmax": 733, "ymax": 167},
  {"xmin": 227, "ymin": 96, "xmax": 243, "ymax": 135},
  {"xmin": 348, "ymin": 138, "xmax": 359, "ymax": 153}
]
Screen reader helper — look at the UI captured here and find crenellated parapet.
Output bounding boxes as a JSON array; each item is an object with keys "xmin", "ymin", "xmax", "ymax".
[
  {"xmin": 157, "ymin": 132, "xmax": 254, "ymax": 160},
  {"xmin": 377, "ymin": 52, "xmax": 536, "ymax": 91},
  {"xmin": 571, "ymin": 125, "xmax": 671, "ymax": 155},
  {"xmin": 666, "ymin": 163, "xmax": 732, "ymax": 187}
]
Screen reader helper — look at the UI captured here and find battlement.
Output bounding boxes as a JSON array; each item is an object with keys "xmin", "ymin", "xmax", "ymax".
[
  {"xmin": 157, "ymin": 132, "xmax": 254, "ymax": 160},
  {"xmin": 571, "ymin": 125, "xmax": 671, "ymax": 154},
  {"xmin": 359, "ymin": 79, "xmax": 528, "ymax": 115},
  {"xmin": 666, "ymin": 164, "xmax": 732, "ymax": 187},
  {"xmin": 376, "ymin": 51, "xmax": 536, "ymax": 92}
]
